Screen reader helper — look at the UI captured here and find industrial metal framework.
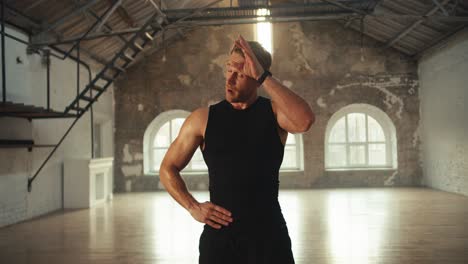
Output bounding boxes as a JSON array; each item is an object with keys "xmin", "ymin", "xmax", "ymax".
[
  {"xmin": 0, "ymin": 0, "xmax": 466, "ymax": 192},
  {"xmin": 0, "ymin": 0, "xmax": 220, "ymax": 191},
  {"xmin": 24, "ymin": 0, "xmax": 468, "ymax": 57}
]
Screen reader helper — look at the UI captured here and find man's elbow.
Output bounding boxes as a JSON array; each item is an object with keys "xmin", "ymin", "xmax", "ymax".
[
  {"xmin": 159, "ymin": 162, "xmax": 175, "ymax": 184},
  {"xmin": 299, "ymin": 113, "xmax": 315, "ymax": 133}
]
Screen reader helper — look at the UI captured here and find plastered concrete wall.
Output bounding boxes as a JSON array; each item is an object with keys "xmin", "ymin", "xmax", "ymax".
[
  {"xmin": 114, "ymin": 21, "xmax": 421, "ymax": 192},
  {"xmin": 0, "ymin": 27, "xmax": 114, "ymax": 228},
  {"xmin": 419, "ymin": 29, "xmax": 468, "ymax": 196}
]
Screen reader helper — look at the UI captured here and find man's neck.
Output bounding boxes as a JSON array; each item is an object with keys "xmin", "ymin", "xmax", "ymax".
[{"xmin": 229, "ymin": 95, "xmax": 259, "ymax": 110}]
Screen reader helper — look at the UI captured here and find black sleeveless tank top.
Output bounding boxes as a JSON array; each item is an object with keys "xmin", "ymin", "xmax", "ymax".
[{"xmin": 202, "ymin": 96, "xmax": 286, "ymax": 233}]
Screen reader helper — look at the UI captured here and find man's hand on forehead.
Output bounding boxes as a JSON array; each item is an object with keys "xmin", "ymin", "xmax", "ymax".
[
  {"xmin": 226, "ymin": 60, "xmax": 244, "ymax": 71},
  {"xmin": 229, "ymin": 35, "xmax": 264, "ymax": 80}
]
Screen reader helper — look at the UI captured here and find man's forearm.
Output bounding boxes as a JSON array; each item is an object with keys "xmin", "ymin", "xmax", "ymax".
[
  {"xmin": 160, "ymin": 166, "xmax": 199, "ymax": 211},
  {"xmin": 262, "ymin": 76, "xmax": 315, "ymax": 131}
]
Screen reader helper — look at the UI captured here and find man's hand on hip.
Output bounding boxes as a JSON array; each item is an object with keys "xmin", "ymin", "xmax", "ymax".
[{"xmin": 189, "ymin": 201, "xmax": 233, "ymax": 229}]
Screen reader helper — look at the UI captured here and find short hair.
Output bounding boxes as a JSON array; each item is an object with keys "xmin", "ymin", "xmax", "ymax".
[{"xmin": 231, "ymin": 41, "xmax": 272, "ymax": 71}]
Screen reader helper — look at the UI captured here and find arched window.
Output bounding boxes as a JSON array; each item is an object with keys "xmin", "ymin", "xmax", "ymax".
[
  {"xmin": 143, "ymin": 110, "xmax": 207, "ymax": 175},
  {"xmin": 325, "ymin": 104, "xmax": 397, "ymax": 170},
  {"xmin": 281, "ymin": 133, "xmax": 304, "ymax": 171}
]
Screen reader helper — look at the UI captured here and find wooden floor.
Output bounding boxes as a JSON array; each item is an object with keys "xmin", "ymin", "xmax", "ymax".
[{"xmin": 1, "ymin": 188, "xmax": 468, "ymax": 264}]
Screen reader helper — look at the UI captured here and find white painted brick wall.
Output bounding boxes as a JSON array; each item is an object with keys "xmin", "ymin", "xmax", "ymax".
[
  {"xmin": 419, "ymin": 28, "xmax": 468, "ymax": 196},
  {"xmin": 0, "ymin": 172, "xmax": 28, "ymax": 227},
  {"xmin": 0, "ymin": 26, "xmax": 114, "ymax": 228}
]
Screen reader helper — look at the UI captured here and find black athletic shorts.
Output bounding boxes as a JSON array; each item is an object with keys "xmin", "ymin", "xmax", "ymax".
[{"xmin": 199, "ymin": 224, "xmax": 295, "ymax": 264}]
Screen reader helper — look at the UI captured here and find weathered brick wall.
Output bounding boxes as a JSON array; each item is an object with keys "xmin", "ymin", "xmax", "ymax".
[{"xmin": 114, "ymin": 21, "xmax": 420, "ymax": 192}]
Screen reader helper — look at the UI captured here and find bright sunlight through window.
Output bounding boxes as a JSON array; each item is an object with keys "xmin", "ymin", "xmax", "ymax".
[{"xmin": 255, "ymin": 8, "xmax": 272, "ymax": 54}]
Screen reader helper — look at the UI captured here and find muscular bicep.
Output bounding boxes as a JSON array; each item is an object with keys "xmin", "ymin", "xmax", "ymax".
[
  {"xmin": 272, "ymin": 101, "xmax": 305, "ymax": 134},
  {"xmin": 160, "ymin": 114, "xmax": 203, "ymax": 172}
]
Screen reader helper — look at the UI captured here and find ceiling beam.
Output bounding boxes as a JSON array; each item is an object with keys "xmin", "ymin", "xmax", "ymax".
[
  {"xmin": 382, "ymin": 0, "xmax": 451, "ymax": 49},
  {"xmin": 74, "ymin": 1, "xmax": 128, "ymax": 45},
  {"xmin": 33, "ymin": 27, "xmax": 148, "ymax": 45},
  {"xmin": 145, "ymin": 0, "xmax": 184, "ymax": 37},
  {"xmin": 36, "ymin": 0, "xmax": 100, "ymax": 36},
  {"xmin": 79, "ymin": 46, "xmax": 109, "ymax": 65},
  {"xmin": 370, "ymin": 0, "xmax": 384, "ymax": 10},
  {"xmin": 4, "ymin": 3, "xmax": 42, "ymax": 31},
  {"xmin": 431, "ymin": 0, "xmax": 449, "ymax": 16},
  {"xmin": 122, "ymin": 0, "xmax": 225, "ymax": 69},
  {"xmin": 344, "ymin": 17, "xmax": 354, "ymax": 28},
  {"xmin": 413, "ymin": 24, "xmax": 467, "ymax": 59},
  {"xmin": 31, "ymin": 9, "xmax": 468, "ymax": 46},
  {"xmin": 320, "ymin": 0, "xmax": 369, "ymax": 16},
  {"xmin": 162, "ymin": 3, "xmax": 467, "ymax": 23},
  {"xmin": 111, "ymin": 0, "xmax": 136, "ymax": 27},
  {"xmin": 4, "ymin": 1, "xmax": 113, "ymax": 68},
  {"xmin": 32, "ymin": 0, "xmax": 223, "ymax": 46},
  {"xmin": 23, "ymin": 0, "xmax": 48, "ymax": 13},
  {"xmin": 95, "ymin": 0, "xmax": 122, "ymax": 33}
]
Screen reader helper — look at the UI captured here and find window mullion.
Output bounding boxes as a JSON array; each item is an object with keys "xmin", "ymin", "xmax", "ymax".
[
  {"xmin": 365, "ymin": 114, "xmax": 369, "ymax": 166},
  {"xmin": 386, "ymin": 125, "xmax": 392, "ymax": 167},
  {"xmin": 345, "ymin": 114, "xmax": 349, "ymax": 166},
  {"xmin": 295, "ymin": 135, "xmax": 300, "ymax": 170},
  {"xmin": 169, "ymin": 120, "xmax": 173, "ymax": 142}
]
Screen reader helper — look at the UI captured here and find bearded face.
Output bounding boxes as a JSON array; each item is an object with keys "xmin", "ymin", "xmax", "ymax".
[{"xmin": 224, "ymin": 52, "xmax": 259, "ymax": 103}]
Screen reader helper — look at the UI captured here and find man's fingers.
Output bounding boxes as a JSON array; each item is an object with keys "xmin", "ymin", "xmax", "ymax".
[
  {"xmin": 209, "ymin": 215, "xmax": 229, "ymax": 226},
  {"xmin": 235, "ymin": 39, "xmax": 250, "ymax": 56},
  {"xmin": 213, "ymin": 205, "xmax": 232, "ymax": 217},
  {"xmin": 234, "ymin": 38, "xmax": 259, "ymax": 72},
  {"xmin": 234, "ymin": 39, "xmax": 248, "ymax": 54},
  {"xmin": 206, "ymin": 219, "xmax": 221, "ymax": 229},
  {"xmin": 212, "ymin": 211, "xmax": 233, "ymax": 222},
  {"xmin": 238, "ymin": 35, "xmax": 255, "ymax": 56},
  {"xmin": 203, "ymin": 202, "xmax": 233, "ymax": 227}
]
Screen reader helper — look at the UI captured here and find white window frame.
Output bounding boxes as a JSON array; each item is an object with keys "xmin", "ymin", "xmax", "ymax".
[
  {"xmin": 143, "ymin": 110, "xmax": 208, "ymax": 175},
  {"xmin": 280, "ymin": 133, "xmax": 304, "ymax": 171},
  {"xmin": 325, "ymin": 104, "xmax": 398, "ymax": 170}
]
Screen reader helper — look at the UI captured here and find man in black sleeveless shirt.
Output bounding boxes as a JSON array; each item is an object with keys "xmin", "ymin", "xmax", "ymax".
[{"xmin": 160, "ymin": 35, "xmax": 315, "ymax": 264}]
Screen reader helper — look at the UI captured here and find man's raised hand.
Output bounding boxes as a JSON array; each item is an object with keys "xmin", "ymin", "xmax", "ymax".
[{"xmin": 234, "ymin": 35, "xmax": 264, "ymax": 80}]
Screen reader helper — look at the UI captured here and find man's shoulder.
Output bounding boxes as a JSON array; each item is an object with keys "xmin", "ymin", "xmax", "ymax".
[
  {"xmin": 184, "ymin": 107, "xmax": 209, "ymax": 136},
  {"xmin": 190, "ymin": 107, "xmax": 210, "ymax": 122}
]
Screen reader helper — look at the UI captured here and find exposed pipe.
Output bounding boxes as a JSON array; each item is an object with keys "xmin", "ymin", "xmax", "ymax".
[
  {"xmin": 3, "ymin": 31, "xmax": 28, "ymax": 45},
  {"xmin": 50, "ymin": 46, "xmax": 92, "ymax": 88},
  {"xmin": 28, "ymin": 116, "xmax": 81, "ymax": 192},
  {"xmin": 77, "ymin": 43, "xmax": 80, "ymax": 109},
  {"xmin": 32, "ymin": 27, "xmax": 151, "ymax": 46},
  {"xmin": 0, "ymin": 13, "xmax": 97, "ymax": 191},
  {"xmin": 91, "ymin": 99, "xmax": 94, "ymax": 159},
  {"xmin": 2, "ymin": 0, "xmax": 6, "ymax": 103},
  {"xmin": 27, "ymin": 44, "xmax": 94, "ymax": 191},
  {"xmin": 46, "ymin": 50, "xmax": 50, "ymax": 110},
  {"xmin": 1, "ymin": 6, "xmax": 94, "ymax": 84}
]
